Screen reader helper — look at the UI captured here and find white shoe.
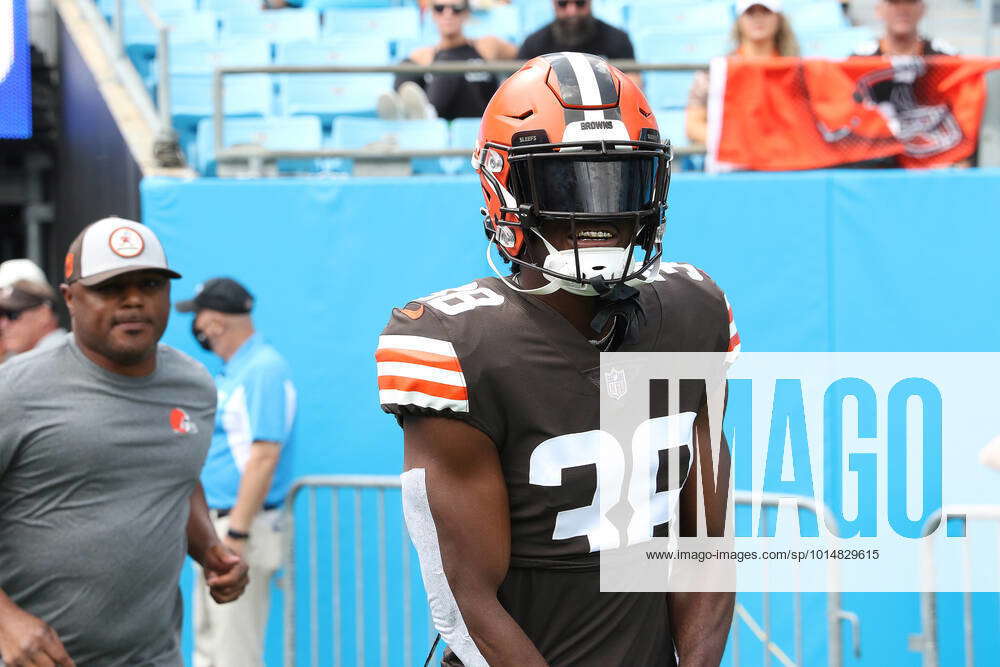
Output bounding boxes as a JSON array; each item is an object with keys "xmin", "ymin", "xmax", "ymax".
[
  {"xmin": 397, "ymin": 81, "xmax": 436, "ymax": 120},
  {"xmin": 377, "ymin": 91, "xmax": 403, "ymax": 120}
]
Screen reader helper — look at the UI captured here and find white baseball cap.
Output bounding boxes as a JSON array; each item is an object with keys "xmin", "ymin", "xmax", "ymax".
[
  {"xmin": 736, "ymin": 0, "xmax": 782, "ymax": 13},
  {"xmin": 64, "ymin": 216, "xmax": 182, "ymax": 286},
  {"xmin": 0, "ymin": 258, "xmax": 48, "ymax": 289}
]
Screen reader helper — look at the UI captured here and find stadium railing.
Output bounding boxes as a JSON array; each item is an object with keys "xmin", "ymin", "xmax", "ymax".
[
  {"xmin": 281, "ymin": 477, "xmax": 860, "ymax": 667},
  {"xmin": 110, "ymin": 0, "xmax": 181, "ymax": 165},
  {"xmin": 209, "ymin": 61, "xmax": 708, "ymax": 176},
  {"xmin": 908, "ymin": 505, "xmax": 1000, "ymax": 667}
]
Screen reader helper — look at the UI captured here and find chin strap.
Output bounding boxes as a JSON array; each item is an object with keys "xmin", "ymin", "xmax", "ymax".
[{"xmin": 589, "ymin": 279, "xmax": 646, "ymax": 351}]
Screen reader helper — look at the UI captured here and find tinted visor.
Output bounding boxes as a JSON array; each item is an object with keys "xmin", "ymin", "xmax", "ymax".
[{"xmin": 511, "ymin": 154, "xmax": 660, "ymax": 214}]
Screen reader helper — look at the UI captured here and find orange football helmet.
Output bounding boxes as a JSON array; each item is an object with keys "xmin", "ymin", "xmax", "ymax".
[{"xmin": 474, "ymin": 52, "xmax": 672, "ymax": 296}]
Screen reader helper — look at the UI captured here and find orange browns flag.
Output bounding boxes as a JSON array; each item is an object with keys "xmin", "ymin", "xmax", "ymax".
[
  {"xmin": 376, "ymin": 335, "xmax": 469, "ymax": 413},
  {"xmin": 708, "ymin": 56, "xmax": 1000, "ymax": 172}
]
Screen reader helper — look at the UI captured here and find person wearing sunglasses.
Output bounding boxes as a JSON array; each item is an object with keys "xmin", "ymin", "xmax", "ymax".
[
  {"xmin": 382, "ymin": 0, "xmax": 517, "ymax": 121},
  {"xmin": 0, "ymin": 279, "xmax": 66, "ymax": 362},
  {"xmin": 518, "ymin": 0, "xmax": 637, "ymax": 80}
]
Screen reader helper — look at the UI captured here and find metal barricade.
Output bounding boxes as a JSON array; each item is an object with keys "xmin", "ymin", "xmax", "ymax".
[
  {"xmin": 283, "ymin": 479, "xmax": 859, "ymax": 666},
  {"xmin": 908, "ymin": 505, "xmax": 1000, "ymax": 667},
  {"xmin": 732, "ymin": 491, "xmax": 861, "ymax": 667}
]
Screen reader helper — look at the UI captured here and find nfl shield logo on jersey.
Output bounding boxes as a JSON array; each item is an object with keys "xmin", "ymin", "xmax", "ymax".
[{"xmin": 605, "ymin": 368, "xmax": 628, "ymax": 401}]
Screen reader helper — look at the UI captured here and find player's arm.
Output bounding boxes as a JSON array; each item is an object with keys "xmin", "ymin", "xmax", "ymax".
[
  {"xmin": 403, "ymin": 415, "xmax": 548, "ymax": 667},
  {"xmin": 667, "ymin": 403, "xmax": 735, "ymax": 666},
  {"xmin": 0, "ymin": 589, "xmax": 75, "ymax": 667},
  {"xmin": 187, "ymin": 481, "xmax": 250, "ymax": 604}
]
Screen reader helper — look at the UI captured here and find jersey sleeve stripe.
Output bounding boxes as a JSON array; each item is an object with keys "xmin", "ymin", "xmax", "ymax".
[
  {"xmin": 378, "ymin": 376, "xmax": 469, "ymax": 401},
  {"xmin": 377, "ymin": 361, "xmax": 466, "ymax": 388},
  {"xmin": 378, "ymin": 334, "xmax": 458, "ymax": 359},
  {"xmin": 728, "ymin": 332, "xmax": 741, "ymax": 352},
  {"xmin": 375, "ymin": 348, "xmax": 463, "ymax": 372},
  {"xmin": 379, "ymin": 389, "xmax": 469, "ymax": 413}
]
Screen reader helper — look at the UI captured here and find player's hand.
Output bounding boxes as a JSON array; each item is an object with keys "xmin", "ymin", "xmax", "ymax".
[
  {"xmin": 0, "ymin": 601, "xmax": 75, "ymax": 667},
  {"xmin": 202, "ymin": 542, "xmax": 250, "ymax": 604}
]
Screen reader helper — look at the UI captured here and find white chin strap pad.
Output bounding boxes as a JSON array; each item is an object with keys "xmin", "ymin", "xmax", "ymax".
[{"xmin": 401, "ymin": 469, "xmax": 489, "ymax": 667}]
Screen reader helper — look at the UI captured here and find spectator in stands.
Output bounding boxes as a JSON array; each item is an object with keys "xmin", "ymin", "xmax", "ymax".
[
  {"xmin": 0, "ymin": 276, "xmax": 66, "ymax": 362},
  {"xmin": 851, "ymin": 0, "xmax": 956, "ymax": 56},
  {"xmin": 518, "ymin": 0, "xmax": 638, "ymax": 83},
  {"xmin": 685, "ymin": 0, "xmax": 799, "ymax": 145},
  {"xmin": 380, "ymin": 0, "xmax": 517, "ymax": 121}
]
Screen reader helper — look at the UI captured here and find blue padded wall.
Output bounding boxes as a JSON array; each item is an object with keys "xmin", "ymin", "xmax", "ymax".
[{"xmin": 143, "ymin": 168, "xmax": 1000, "ymax": 666}]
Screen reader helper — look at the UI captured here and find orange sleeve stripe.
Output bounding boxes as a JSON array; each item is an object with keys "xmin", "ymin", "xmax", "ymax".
[
  {"xmin": 728, "ymin": 333, "xmax": 741, "ymax": 351},
  {"xmin": 378, "ymin": 376, "xmax": 469, "ymax": 401},
  {"xmin": 728, "ymin": 306, "xmax": 734, "ymax": 322},
  {"xmin": 375, "ymin": 348, "xmax": 463, "ymax": 372}
]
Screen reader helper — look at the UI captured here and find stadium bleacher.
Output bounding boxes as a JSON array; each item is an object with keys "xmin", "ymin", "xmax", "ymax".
[{"xmin": 100, "ymin": 0, "xmax": 862, "ymax": 175}]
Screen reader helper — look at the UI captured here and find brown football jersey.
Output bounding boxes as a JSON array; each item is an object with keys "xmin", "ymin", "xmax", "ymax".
[{"xmin": 377, "ymin": 265, "xmax": 739, "ymax": 666}]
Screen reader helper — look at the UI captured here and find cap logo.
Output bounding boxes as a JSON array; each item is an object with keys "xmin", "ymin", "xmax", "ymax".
[
  {"xmin": 64, "ymin": 253, "xmax": 75, "ymax": 280},
  {"xmin": 109, "ymin": 227, "xmax": 145, "ymax": 258}
]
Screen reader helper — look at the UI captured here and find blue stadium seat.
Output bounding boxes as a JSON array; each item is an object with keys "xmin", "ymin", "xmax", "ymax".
[
  {"xmin": 654, "ymin": 108, "xmax": 688, "ymax": 149},
  {"xmin": 303, "ymin": 0, "xmax": 394, "ymax": 8},
  {"xmin": 627, "ymin": 1, "xmax": 734, "ymax": 35},
  {"xmin": 278, "ymin": 73, "xmax": 393, "ymax": 119},
  {"xmin": 279, "ymin": 35, "xmax": 390, "ymax": 65},
  {"xmin": 200, "ymin": 0, "xmax": 262, "ymax": 13},
  {"xmin": 443, "ymin": 117, "xmax": 480, "ymax": 174},
  {"xmin": 635, "ymin": 30, "xmax": 730, "ymax": 63},
  {"xmin": 519, "ymin": 1, "xmax": 553, "ymax": 36},
  {"xmin": 787, "ymin": 1, "xmax": 848, "ymax": 33},
  {"xmin": 462, "ymin": 6, "xmax": 521, "ymax": 42},
  {"xmin": 593, "ymin": 0, "xmax": 627, "ymax": 31},
  {"xmin": 644, "ymin": 71, "xmax": 696, "ymax": 110},
  {"xmin": 172, "ymin": 73, "xmax": 275, "ymax": 127},
  {"xmin": 124, "ymin": 11, "xmax": 218, "ymax": 83},
  {"xmin": 124, "ymin": 10, "xmax": 217, "ymax": 48},
  {"xmin": 799, "ymin": 26, "xmax": 875, "ymax": 58},
  {"xmin": 195, "ymin": 115, "xmax": 324, "ymax": 175},
  {"xmin": 167, "ymin": 39, "xmax": 271, "ymax": 74},
  {"xmin": 329, "ymin": 117, "xmax": 450, "ymax": 174},
  {"xmin": 321, "ymin": 7, "xmax": 421, "ymax": 42},
  {"xmin": 219, "ymin": 9, "xmax": 321, "ymax": 43}
]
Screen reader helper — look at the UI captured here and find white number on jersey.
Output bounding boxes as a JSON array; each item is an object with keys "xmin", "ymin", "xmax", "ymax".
[
  {"xmin": 421, "ymin": 282, "xmax": 505, "ymax": 316},
  {"xmin": 528, "ymin": 413, "xmax": 697, "ymax": 552}
]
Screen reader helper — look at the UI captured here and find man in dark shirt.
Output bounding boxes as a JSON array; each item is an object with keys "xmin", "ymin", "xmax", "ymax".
[
  {"xmin": 518, "ymin": 0, "xmax": 635, "ymax": 63},
  {"xmin": 851, "ymin": 0, "xmax": 957, "ymax": 56}
]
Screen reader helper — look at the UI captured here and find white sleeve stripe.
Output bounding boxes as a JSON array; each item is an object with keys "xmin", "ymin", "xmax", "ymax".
[
  {"xmin": 378, "ymin": 334, "xmax": 458, "ymax": 358},
  {"xmin": 377, "ymin": 362, "xmax": 467, "ymax": 388},
  {"xmin": 380, "ymin": 389, "xmax": 470, "ymax": 413}
]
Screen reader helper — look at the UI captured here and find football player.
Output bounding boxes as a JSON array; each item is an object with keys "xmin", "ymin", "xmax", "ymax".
[{"xmin": 377, "ymin": 52, "xmax": 738, "ymax": 666}]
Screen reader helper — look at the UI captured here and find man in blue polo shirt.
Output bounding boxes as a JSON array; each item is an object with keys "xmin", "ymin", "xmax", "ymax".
[{"xmin": 176, "ymin": 278, "xmax": 297, "ymax": 667}]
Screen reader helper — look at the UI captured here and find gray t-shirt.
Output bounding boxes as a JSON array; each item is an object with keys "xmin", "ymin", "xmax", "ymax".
[{"xmin": 0, "ymin": 336, "xmax": 215, "ymax": 666}]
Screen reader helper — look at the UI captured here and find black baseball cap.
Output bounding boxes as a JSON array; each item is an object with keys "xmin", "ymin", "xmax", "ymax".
[{"xmin": 175, "ymin": 278, "xmax": 254, "ymax": 314}]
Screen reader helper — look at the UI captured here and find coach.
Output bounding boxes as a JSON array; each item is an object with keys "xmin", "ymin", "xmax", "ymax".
[
  {"xmin": 176, "ymin": 278, "xmax": 297, "ymax": 667},
  {"xmin": 0, "ymin": 217, "xmax": 248, "ymax": 666}
]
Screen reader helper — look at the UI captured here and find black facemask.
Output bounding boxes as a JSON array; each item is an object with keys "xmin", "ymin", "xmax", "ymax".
[{"xmin": 192, "ymin": 319, "xmax": 213, "ymax": 352}]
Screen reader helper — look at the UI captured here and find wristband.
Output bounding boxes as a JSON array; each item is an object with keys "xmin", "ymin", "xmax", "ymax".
[{"xmin": 227, "ymin": 528, "xmax": 250, "ymax": 540}]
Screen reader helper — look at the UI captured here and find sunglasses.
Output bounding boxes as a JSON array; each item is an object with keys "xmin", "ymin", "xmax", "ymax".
[
  {"xmin": 432, "ymin": 2, "xmax": 469, "ymax": 13},
  {"xmin": 0, "ymin": 309, "xmax": 25, "ymax": 321},
  {"xmin": 556, "ymin": 0, "xmax": 589, "ymax": 8}
]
